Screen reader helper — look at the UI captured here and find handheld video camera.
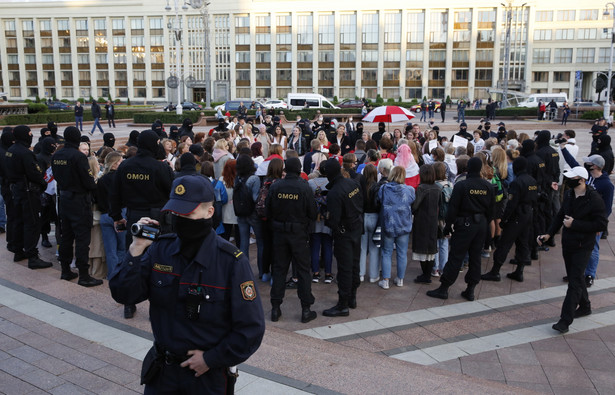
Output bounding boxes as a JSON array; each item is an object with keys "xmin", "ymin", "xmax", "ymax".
[{"xmin": 131, "ymin": 223, "xmax": 160, "ymax": 241}]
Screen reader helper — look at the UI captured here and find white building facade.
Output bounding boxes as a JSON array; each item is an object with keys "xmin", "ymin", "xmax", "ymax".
[{"xmin": 0, "ymin": 0, "xmax": 611, "ymax": 103}]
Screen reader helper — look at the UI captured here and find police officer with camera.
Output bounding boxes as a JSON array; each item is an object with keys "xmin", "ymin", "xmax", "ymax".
[
  {"xmin": 110, "ymin": 175, "xmax": 265, "ymax": 394},
  {"xmin": 266, "ymin": 157, "xmax": 317, "ymax": 323},
  {"xmin": 6, "ymin": 125, "xmax": 52, "ymax": 269},
  {"xmin": 52, "ymin": 127, "xmax": 101, "ymax": 286},
  {"xmin": 427, "ymin": 157, "xmax": 494, "ymax": 301}
]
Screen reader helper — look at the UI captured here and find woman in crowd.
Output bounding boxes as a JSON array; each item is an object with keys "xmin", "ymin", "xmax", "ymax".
[
  {"xmin": 316, "ymin": 130, "xmax": 331, "ymax": 152},
  {"xmin": 312, "ymin": 115, "xmax": 326, "ymax": 136},
  {"xmin": 360, "ymin": 163, "xmax": 381, "ymax": 283},
  {"xmin": 308, "ymin": 155, "xmax": 334, "ymax": 284},
  {"xmin": 272, "ymin": 125, "xmax": 287, "ymax": 152},
  {"xmin": 201, "ymin": 161, "xmax": 228, "ymax": 236},
  {"xmin": 87, "ymin": 156, "xmax": 105, "ymax": 279},
  {"xmin": 394, "ymin": 142, "xmax": 420, "ymax": 188},
  {"xmin": 287, "ymin": 126, "xmax": 307, "ymax": 156},
  {"xmin": 161, "ymin": 138, "xmax": 177, "ymax": 168},
  {"xmin": 251, "ymin": 141, "xmax": 265, "ymax": 166},
  {"xmin": 243, "ymin": 123, "xmax": 255, "ymax": 145},
  {"xmin": 421, "ymin": 130, "xmax": 439, "ymax": 154},
  {"xmin": 79, "ymin": 142, "xmax": 91, "ymax": 157},
  {"xmin": 220, "ymin": 159, "xmax": 239, "ymax": 245},
  {"xmin": 259, "ymin": 158, "xmax": 284, "ymax": 283},
  {"xmin": 433, "ymin": 162, "xmax": 452, "ymax": 277},
  {"xmin": 392, "ymin": 129, "xmax": 403, "ymax": 151},
  {"xmin": 379, "ymin": 137, "xmax": 396, "ymax": 162},
  {"xmin": 180, "ymin": 135, "xmax": 193, "ymax": 146},
  {"xmin": 213, "ymin": 138, "xmax": 234, "ymax": 179},
  {"xmin": 408, "ymin": 140, "xmax": 424, "ymax": 167},
  {"xmin": 412, "ymin": 164, "xmax": 441, "ymax": 283},
  {"xmin": 255, "ymin": 124, "xmax": 272, "ymax": 158},
  {"xmin": 377, "ymin": 166, "xmax": 415, "ymax": 289},
  {"xmin": 334, "ymin": 125, "xmax": 353, "ymax": 155}
]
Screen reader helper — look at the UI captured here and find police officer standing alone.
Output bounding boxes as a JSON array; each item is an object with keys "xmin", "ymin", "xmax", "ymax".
[
  {"xmin": 427, "ymin": 157, "xmax": 494, "ymax": 301},
  {"xmin": 110, "ymin": 130, "xmax": 173, "ymax": 318},
  {"xmin": 322, "ymin": 158, "xmax": 364, "ymax": 317},
  {"xmin": 110, "ymin": 175, "xmax": 265, "ymax": 394},
  {"xmin": 538, "ymin": 167, "xmax": 608, "ymax": 334},
  {"xmin": 6, "ymin": 125, "xmax": 52, "ymax": 269},
  {"xmin": 52, "ymin": 126, "xmax": 101, "ymax": 286},
  {"xmin": 482, "ymin": 157, "xmax": 538, "ymax": 282},
  {"xmin": 266, "ymin": 157, "xmax": 318, "ymax": 323}
]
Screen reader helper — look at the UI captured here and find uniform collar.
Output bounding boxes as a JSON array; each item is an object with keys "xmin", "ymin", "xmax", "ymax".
[{"xmin": 191, "ymin": 231, "xmax": 218, "ymax": 268}]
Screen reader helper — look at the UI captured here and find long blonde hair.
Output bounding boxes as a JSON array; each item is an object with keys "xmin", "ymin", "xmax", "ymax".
[
  {"xmin": 88, "ymin": 156, "xmax": 100, "ymax": 181},
  {"xmin": 491, "ymin": 146, "xmax": 508, "ymax": 179}
]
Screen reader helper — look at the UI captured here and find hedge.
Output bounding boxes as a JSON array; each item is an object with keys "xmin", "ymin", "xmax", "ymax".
[
  {"xmin": 0, "ymin": 109, "xmax": 156, "ymax": 126},
  {"xmin": 133, "ymin": 112, "xmax": 201, "ymax": 124},
  {"xmin": 463, "ymin": 107, "xmax": 537, "ymax": 117},
  {"xmin": 581, "ymin": 110, "xmax": 603, "ymax": 120}
]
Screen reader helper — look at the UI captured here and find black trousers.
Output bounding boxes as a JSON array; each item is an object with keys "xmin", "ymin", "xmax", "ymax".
[
  {"xmin": 11, "ymin": 186, "xmax": 42, "ymax": 258},
  {"xmin": 441, "ymin": 217, "xmax": 486, "ymax": 287},
  {"xmin": 40, "ymin": 193, "xmax": 58, "ymax": 238},
  {"xmin": 144, "ymin": 363, "xmax": 228, "ymax": 395},
  {"xmin": 270, "ymin": 230, "xmax": 314, "ymax": 308},
  {"xmin": 333, "ymin": 228, "xmax": 362, "ymax": 307},
  {"xmin": 561, "ymin": 247, "xmax": 593, "ymax": 325},
  {"xmin": 441, "ymin": 110, "xmax": 446, "ymax": 122},
  {"xmin": 1, "ymin": 184, "xmax": 18, "ymax": 253},
  {"xmin": 492, "ymin": 212, "xmax": 532, "ymax": 272},
  {"xmin": 261, "ymin": 219, "xmax": 272, "ymax": 275},
  {"xmin": 58, "ymin": 192, "xmax": 92, "ymax": 272},
  {"xmin": 108, "ymin": 116, "xmax": 115, "ymax": 128}
]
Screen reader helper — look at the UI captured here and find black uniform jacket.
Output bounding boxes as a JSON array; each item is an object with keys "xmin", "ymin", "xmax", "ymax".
[
  {"xmin": 445, "ymin": 173, "xmax": 494, "ymax": 232},
  {"xmin": 51, "ymin": 143, "xmax": 97, "ymax": 194},
  {"xmin": 326, "ymin": 175, "xmax": 364, "ymax": 235}
]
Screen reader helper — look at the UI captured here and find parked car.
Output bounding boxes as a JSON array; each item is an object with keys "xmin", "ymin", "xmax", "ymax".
[
  {"xmin": 214, "ymin": 100, "xmax": 264, "ymax": 113},
  {"xmin": 410, "ymin": 101, "xmax": 441, "ymax": 113},
  {"xmin": 263, "ymin": 100, "xmax": 287, "ymax": 109},
  {"xmin": 46, "ymin": 101, "xmax": 72, "ymax": 111},
  {"xmin": 572, "ymin": 102, "xmax": 602, "ymax": 108},
  {"xmin": 338, "ymin": 99, "xmax": 364, "ymax": 109},
  {"xmin": 164, "ymin": 101, "xmax": 203, "ymax": 111}
]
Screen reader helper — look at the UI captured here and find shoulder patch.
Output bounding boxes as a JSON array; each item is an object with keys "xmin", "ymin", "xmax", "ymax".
[
  {"xmin": 240, "ymin": 281, "xmax": 256, "ymax": 301},
  {"xmin": 219, "ymin": 240, "xmax": 243, "ymax": 259}
]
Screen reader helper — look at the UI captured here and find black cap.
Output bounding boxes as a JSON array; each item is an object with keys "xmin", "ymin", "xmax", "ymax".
[
  {"xmin": 63, "ymin": 126, "xmax": 81, "ymax": 144},
  {"xmin": 189, "ymin": 144, "xmax": 204, "ymax": 157},
  {"xmin": 162, "ymin": 175, "xmax": 215, "ymax": 215}
]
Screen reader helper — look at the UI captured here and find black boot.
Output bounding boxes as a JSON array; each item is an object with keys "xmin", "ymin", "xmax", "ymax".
[
  {"xmin": 41, "ymin": 234, "xmax": 52, "ymax": 248},
  {"xmin": 414, "ymin": 261, "xmax": 432, "ymax": 284},
  {"xmin": 60, "ymin": 262, "xmax": 78, "ymax": 281},
  {"xmin": 426, "ymin": 283, "xmax": 449, "ymax": 299},
  {"xmin": 13, "ymin": 251, "xmax": 27, "ymax": 262},
  {"xmin": 301, "ymin": 307, "xmax": 317, "ymax": 323},
  {"xmin": 348, "ymin": 289, "xmax": 357, "ymax": 309},
  {"xmin": 271, "ymin": 305, "xmax": 282, "ymax": 322},
  {"xmin": 507, "ymin": 264, "xmax": 524, "ymax": 282},
  {"xmin": 124, "ymin": 304, "xmax": 136, "ymax": 319},
  {"xmin": 461, "ymin": 283, "xmax": 476, "ymax": 301},
  {"xmin": 28, "ymin": 255, "xmax": 52, "ymax": 270},
  {"xmin": 323, "ymin": 303, "xmax": 349, "ymax": 317},
  {"xmin": 77, "ymin": 269, "xmax": 103, "ymax": 287},
  {"xmin": 481, "ymin": 260, "xmax": 502, "ymax": 281}
]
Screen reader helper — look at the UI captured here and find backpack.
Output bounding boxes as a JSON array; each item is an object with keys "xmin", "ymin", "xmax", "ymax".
[
  {"xmin": 255, "ymin": 179, "xmax": 275, "ymax": 219},
  {"xmin": 491, "ymin": 167, "xmax": 507, "ymax": 203},
  {"xmin": 233, "ymin": 176, "xmax": 255, "ymax": 217},
  {"xmin": 212, "ymin": 179, "xmax": 223, "ymax": 229},
  {"xmin": 313, "ymin": 180, "xmax": 328, "ymax": 221}
]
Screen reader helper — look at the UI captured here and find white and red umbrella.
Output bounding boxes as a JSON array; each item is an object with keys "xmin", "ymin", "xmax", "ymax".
[{"xmin": 362, "ymin": 106, "xmax": 415, "ymax": 123}]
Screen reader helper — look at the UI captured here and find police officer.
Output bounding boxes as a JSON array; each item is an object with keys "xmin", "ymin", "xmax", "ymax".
[
  {"xmin": 109, "ymin": 176, "xmax": 265, "ymax": 394},
  {"xmin": 321, "ymin": 158, "xmax": 364, "ymax": 317},
  {"xmin": 52, "ymin": 127, "xmax": 101, "ymax": 286},
  {"xmin": 37, "ymin": 137, "xmax": 58, "ymax": 249},
  {"xmin": 265, "ymin": 157, "xmax": 317, "ymax": 323},
  {"xmin": 538, "ymin": 167, "xmax": 608, "ymax": 334},
  {"xmin": 482, "ymin": 157, "xmax": 538, "ymax": 282},
  {"xmin": 6, "ymin": 125, "xmax": 52, "ymax": 269},
  {"xmin": 535, "ymin": 130, "xmax": 560, "ymax": 247},
  {"xmin": 520, "ymin": 139, "xmax": 547, "ymax": 261},
  {"xmin": 0, "ymin": 128, "xmax": 17, "ymax": 254},
  {"xmin": 427, "ymin": 157, "xmax": 494, "ymax": 301}
]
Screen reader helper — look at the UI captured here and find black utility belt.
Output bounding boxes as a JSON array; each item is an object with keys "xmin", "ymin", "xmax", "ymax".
[
  {"xmin": 154, "ymin": 343, "xmax": 189, "ymax": 365},
  {"xmin": 457, "ymin": 214, "xmax": 486, "ymax": 224},
  {"xmin": 272, "ymin": 220, "xmax": 308, "ymax": 232},
  {"xmin": 58, "ymin": 190, "xmax": 88, "ymax": 198}
]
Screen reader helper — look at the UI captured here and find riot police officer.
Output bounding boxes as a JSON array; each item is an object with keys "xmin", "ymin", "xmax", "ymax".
[
  {"xmin": 321, "ymin": 158, "xmax": 364, "ymax": 317},
  {"xmin": 109, "ymin": 175, "xmax": 265, "ymax": 394},
  {"xmin": 520, "ymin": 139, "xmax": 547, "ymax": 260},
  {"xmin": 482, "ymin": 157, "xmax": 538, "ymax": 282},
  {"xmin": 6, "ymin": 125, "xmax": 52, "ymax": 269},
  {"xmin": 0, "ymin": 128, "xmax": 17, "ymax": 254},
  {"xmin": 36, "ymin": 137, "xmax": 57, "ymax": 249},
  {"xmin": 427, "ymin": 157, "xmax": 494, "ymax": 301},
  {"xmin": 535, "ymin": 130, "xmax": 560, "ymax": 246},
  {"xmin": 265, "ymin": 157, "xmax": 317, "ymax": 323},
  {"xmin": 52, "ymin": 127, "xmax": 101, "ymax": 286}
]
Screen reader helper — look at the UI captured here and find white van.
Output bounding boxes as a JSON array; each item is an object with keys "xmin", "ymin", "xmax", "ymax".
[
  {"xmin": 518, "ymin": 93, "xmax": 568, "ymax": 108},
  {"xmin": 287, "ymin": 93, "xmax": 339, "ymax": 110}
]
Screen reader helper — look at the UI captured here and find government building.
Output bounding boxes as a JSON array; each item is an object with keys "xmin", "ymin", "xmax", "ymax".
[{"xmin": 0, "ymin": 0, "xmax": 611, "ymax": 104}]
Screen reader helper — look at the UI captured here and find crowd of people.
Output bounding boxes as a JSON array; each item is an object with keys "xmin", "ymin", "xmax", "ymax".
[{"xmin": 0, "ymin": 112, "xmax": 612, "ymax": 333}]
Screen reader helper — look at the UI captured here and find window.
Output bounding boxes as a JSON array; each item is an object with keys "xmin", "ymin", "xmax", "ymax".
[
  {"xmin": 25, "ymin": 55, "xmax": 36, "ymax": 64},
  {"xmin": 77, "ymin": 54, "xmax": 89, "ymax": 64},
  {"xmin": 429, "ymin": 50, "xmax": 446, "ymax": 62},
  {"xmin": 339, "ymin": 70, "xmax": 355, "ymax": 80},
  {"xmin": 534, "ymin": 29, "xmax": 552, "ymax": 41},
  {"xmin": 78, "ymin": 71, "xmax": 90, "ymax": 80},
  {"xmin": 431, "ymin": 70, "xmax": 445, "ymax": 80},
  {"xmin": 407, "ymin": 12, "xmax": 425, "ymax": 43},
  {"xmin": 383, "ymin": 69, "xmax": 399, "ymax": 80},
  {"xmin": 297, "ymin": 51, "xmax": 313, "ymax": 62},
  {"xmin": 59, "ymin": 37, "xmax": 70, "ymax": 48},
  {"xmin": 430, "ymin": 12, "xmax": 448, "ymax": 43},
  {"xmin": 599, "ymin": 48, "xmax": 615, "ymax": 63},
  {"xmin": 406, "ymin": 49, "xmax": 423, "ymax": 62},
  {"xmin": 61, "ymin": 71, "xmax": 72, "ymax": 81},
  {"xmin": 60, "ymin": 54, "xmax": 71, "ymax": 64},
  {"xmin": 454, "ymin": 70, "xmax": 468, "ymax": 80},
  {"xmin": 533, "ymin": 72, "xmax": 547, "ymax": 82},
  {"xmin": 40, "ymin": 20, "xmax": 52, "ymax": 31},
  {"xmin": 235, "ymin": 52, "xmax": 250, "ymax": 63},
  {"xmin": 319, "ymin": 70, "xmax": 334, "ymax": 80},
  {"xmin": 115, "ymin": 71, "xmax": 127, "ymax": 80},
  {"xmin": 42, "ymin": 55, "xmax": 53, "ymax": 64},
  {"xmin": 97, "ymin": 71, "xmax": 109, "ymax": 80},
  {"xmin": 533, "ymin": 48, "xmax": 550, "ymax": 64},
  {"xmin": 150, "ymin": 35, "xmax": 163, "ymax": 46},
  {"xmin": 362, "ymin": 70, "xmax": 377, "ymax": 80},
  {"xmin": 4, "ymin": 20, "xmax": 16, "ymax": 32},
  {"xmin": 340, "ymin": 51, "xmax": 355, "ymax": 62},
  {"xmin": 475, "ymin": 69, "xmax": 492, "ymax": 80},
  {"xmin": 580, "ymin": 9, "xmax": 598, "ymax": 20},
  {"xmin": 150, "ymin": 18, "xmax": 163, "ymax": 30},
  {"xmin": 576, "ymin": 48, "xmax": 595, "ymax": 63},
  {"xmin": 555, "ymin": 29, "xmax": 574, "ymax": 40},
  {"xmin": 297, "ymin": 70, "xmax": 312, "ymax": 81},
  {"xmin": 255, "ymin": 52, "xmax": 270, "ymax": 63},
  {"xmin": 152, "ymin": 71, "xmax": 164, "ymax": 80},
  {"xmin": 6, "ymin": 38, "xmax": 17, "ymax": 48},
  {"xmin": 319, "ymin": 51, "xmax": 334, "ymax": 62},
  {"xmin": 557, "ymin": 10, "xmax": 575, "ymax": 21},
  {"xmin": 276, "ymin": 15, "xmax": 291, "ymax": 27},
  {"xmin": 554, "ymin": 72, "xmax": 570, "ymax": 82},
  {"xmin": 455, "ymin": 10, "xmax": 472, "ymax": 23},
  {"xmin": 256, "ymin": 70, "xmax": 271, "ymax": 80},
  {"xmin": 452, "ymin": 50, "xmax": 469, "ymax": 62},
  {"xmin": 130, "ymin": 18, "xmax": 144, "ymax": 30},
  {"xmin": 75, "ymin": 19, "xmax": 88, "ymax": 31},
  {"xmin": 602, "ymin": 28, "xmax": 612, "ymax": 40},
  {"xmin": 255, "ymin": 33, "xmax": 270, "ymax": 45},
  {"xmin": 276, "ymin": 51, "xmax": 291, "ymax": 62},
  {"xmin": 578, "ymin": 29, "xmax": 596, "ymax": 40},
  {"xmin": 340, "ymin": 14, "xmax": 356, "ymax": 44},
  {"xmin": 319, "ymin": 14, "xmax": 334, "ymax": 44},
  {"xmin": 362, "ymin": 13, "xmax": 378, "ymax": 44},
  {"xmin": 276, "ymin": 33, "xmax": 291, "ymax": 45},
  {"xmin": 477, "ymin": 30, "xmax": 494, "ymax": 42},
  {"xmin": 112, "ymin": 19, "xmax": 124, "ymax": 30},
  {"xmin": 535, "ymin": 11, "xmax": 553, "ymax": 22},
  {"xmin": 554, "ymin": 48, "xmax": 572, "ymax": 63},
  {"xmin": 94, "ymin": 19, "xmax": 106, "ymax": 30},
  {"xmin": 22, "ymin": 20, "xmax": 34, "ymax": 31},
  {"xmin": 77, "ymin": 37, "xmax": 89, "ymax": 47},
  {"xmin": 297, "ymin": 15, "xmax": 313, "ymax": 45},
  {"xmin": 8, "ymin": 55, "xmax": 19, "ymax": 64},
  {"xmin": 235, "ymin": 16, "xmax": 249, "ymax": 28},
  {"xmin": 476, "ymin": 50, "xmax": 493, "ymax": 61},
  {"xmin": 478, "ymin": 10, "xmax": 496, "ymax": 23},
  {"xmin": 277, "ymin": 69, "xmax": 291, "ymax": 80},
  {"xmin": 113, "ymin": 36, "xmax": 126, "ymax": 47},
  {"xmin": 384, "ymin": 13, "xmax": 401, "ymax": 44},
  {"xmin": 383, "ymin": 50, "xmax": 400, "ymax": 62},
  {"xmin": 361, "ymin": 50, "xmax": 378, "ymax": 62},
  {"xmin": 406, "ymin": 69, "xmax": 422, "ymax": 81},
  {"xmin": 114, "ymin": 54, "xmax": 126, "ymax": 64},
  {"xmin": 235, "ymin": 34, "xmax": 250, "ymax": 45}
]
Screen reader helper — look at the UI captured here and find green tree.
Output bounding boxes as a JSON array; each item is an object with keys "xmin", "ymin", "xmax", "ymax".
[{"xmin": 376, "ymin": 94, "xmax": 384, "ymax": 104}]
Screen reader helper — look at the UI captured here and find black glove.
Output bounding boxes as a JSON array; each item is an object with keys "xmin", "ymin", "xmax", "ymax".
[
  {"xmin": 499, "ymin": 221, "xmax": 507, "ymax": 230},
  {"xmin": 443, "ymin": 224, "xmax": 452, "ymax": 237}
]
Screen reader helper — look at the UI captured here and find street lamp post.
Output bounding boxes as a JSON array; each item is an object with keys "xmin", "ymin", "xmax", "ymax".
[
  {"xmin": 190, "ymin": 0, "xmax": 212, "ymax": 109},
  {"xmin": 166, "ymin": 0, "xmax": 188, "ymax": 115},
  {"xmin": 501, "ymin": 2, "xmax": 526, "ymax": 109},
  {"xmin": 604, "ymin": 3, "xmax": 615, "ymax": 120}
]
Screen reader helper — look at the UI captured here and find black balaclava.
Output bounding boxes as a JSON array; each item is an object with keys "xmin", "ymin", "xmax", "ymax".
[
  {"xmin": 63, "ymin": 126, "xmax": 81, "ymax": 148},
  {"xmin": 460, "ymin": 122, "xmax": 468, "ymax": 133},
  {"xmin": 512, "ymin": 156, "xmax": 528, "ymax": 175},
  {"xmin": 13, "ymin": 125, "xmax": 33, "ymax": 147},
  {"xmin": 103, "ymin": 132, "xmax": 115, "ymax": 148},
  {"xmin": 128, "ymin": 130, "xmax": 140, "ymax": 146},
  {"xmin": 323, "ymin": 157, "xmax": 341, "ymax": 182},
  {"xmin": 47, "ymin": 122, "xmax": 58, "ymax": 138},
  {"xmin": 1, "ymin": 130, "xmax": 15, "ymax": 149},
  {"xmin": 179, "ymin": 152, "xmax": 197, "ymax": 171},
  {"xmin": 285, "ymin": 157, "xmax": 302, "ymax": 175},
  {"xmin": 80, "ymin": 135, "xmax": 90, "ymax": 143},
  {"xmin": 598, "ymin": 135, "xmax": 612, "ymax": 150},
  {"xmin": 521, "ymin": 139, "xmax": 536, "ymax": 157},
  {"xmin": 137, "ymin": 130, "xmax": 159, "ymax": 155},
  {"xmin": 41, "ymin": 137, "xmax": 57, "ymax": 156},
  {"xmin": 182, "ymin": 118, "xmax": 193, "ymax": 131},
  {"xmin": 189, "ymin": 144, "xmax": 204, "ymax": 158},
  {"xmin": 40, "ymin": 127, "xmax": 50, "ymax": 140},
  {"xmin": 467, "ymin": 157, "xmax": 482, "ymax": 177},
  {"xmin": 535, "ymin": 130, "xmax": 551, "ymax": 148},
  {"xmin": 169, "ymin": 126, "xmax": 179, "ymax": 142}
]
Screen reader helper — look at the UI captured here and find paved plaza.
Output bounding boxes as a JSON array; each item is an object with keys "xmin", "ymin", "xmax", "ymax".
[{"xmin": 1, "ymin": 116, "xmax": 615, "ymax": 394}]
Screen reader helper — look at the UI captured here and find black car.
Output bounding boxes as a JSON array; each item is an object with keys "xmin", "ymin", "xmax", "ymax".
[
  {"xmin": 46, "ymin": 101, "xmax": 72, "ymax": 111},
  {"xmin": 338, "ymin": 99, "xmax": 364, "ymax": 109},
  {"xmin": 164, "ymin": 101, "xmax": 203, "ymax": 111}
]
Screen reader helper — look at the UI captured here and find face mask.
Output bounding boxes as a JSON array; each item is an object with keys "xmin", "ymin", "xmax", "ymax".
[
  {"xmin": 175, "ymin": 216, "xmax": 212, "ymax": 242},
  {"xmin": 155, "ymin": 143, "xmax": 166, "ymax": 160},
  {"xmin": 565, "ymin": 178, "xmax": 581, "ymax": 189},
  {"xmin": 349, "ymin": 118, "xmax": 353, "ymax": 122},
  {"xmin": 318, "ymin": 117, "xmax": 323, "ymax": 122},
  {"xmin": 584, "ymin": 163, "xmax": 594, "ymax": 173}
]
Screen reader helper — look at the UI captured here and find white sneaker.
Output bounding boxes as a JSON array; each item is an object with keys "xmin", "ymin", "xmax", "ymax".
[
  {"xmin": 360, "ymin": 275, "xmax": 365, "ymax": 282},
  {"xmin": 369, "ymin": 276, "xmax": 380, "ymax": 283},
  {"xmin": 378, "ymin": 279, "xmax": 390, "ymax": 289},
  {"xmin": 393, "ymin": 277, "xmax": 403, "ymax": 287},
  {"xmin": 431, "ymin": 269, "xmax": 440, "ymax": 277}
]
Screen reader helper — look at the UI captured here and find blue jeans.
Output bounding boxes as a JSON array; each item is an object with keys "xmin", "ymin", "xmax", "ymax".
[
  {"xmin": 434, "ymin": 237, "xmax": 449, "ymax": 272},
  {"xmin": 381, "ymin": 233, "xmax": 409, "ymax": 279},
  {"xmin": 420, "ymin": 111, "xmax": 426, "ymax": 121},
  {"xmin": 310, "ymin": 233, "xmax": 333, "ymax": 274},
  {"xmin": 458, "ymin": 110, "xmax": 465, "ymax": 122},
  {"xmin": 0, "ymin": 192, "xmax": 6, "ymax": 228},
  {"xmin": 237, "ymin": 214, "xmax": 264, "ymax": 276},
  {"xmin": 360, "ymin": 212, "xmax": 380, "ymax": 278},
  {"xmin": 585, "ymin": 232, "xmax": 602, "ymax": 278},
  {"xmin": 90, "ymin": 117, "xmax": 104, "ymax": 134},
  {"xmin": 428, "ymin": 110, "xmax": 434, "ymax": 118},
  {"xmin": 75, "ymin": 116, "xmax": 83, "ymax": 131},
  {"xmin": 100, "ymin": 212, "xmax": 126, "ymax": 280}
]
